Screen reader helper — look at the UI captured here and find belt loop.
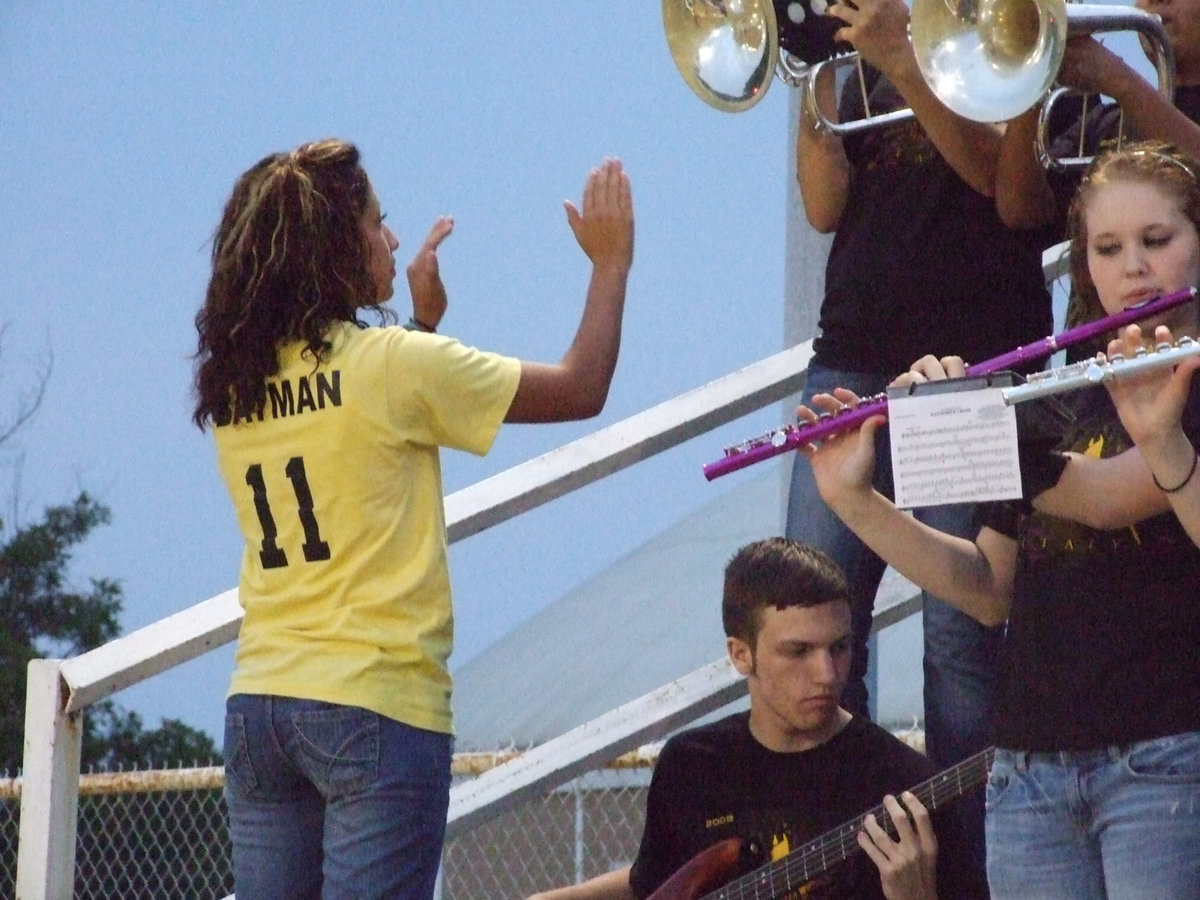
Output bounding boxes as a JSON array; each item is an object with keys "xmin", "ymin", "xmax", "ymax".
[{"xmin": 1013, "ymin": 750, "xmax": 1030, "ymax": 774}]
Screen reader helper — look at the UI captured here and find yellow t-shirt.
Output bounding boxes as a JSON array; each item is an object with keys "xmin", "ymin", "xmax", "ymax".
[{"xmin": 214, "ymin": 321, "xmax": 521, "ymax": 734}]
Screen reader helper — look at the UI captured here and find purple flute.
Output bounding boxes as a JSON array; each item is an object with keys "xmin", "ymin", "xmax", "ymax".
[{"xmin": 703, "ymin": 286, "xmax": 1198, "ymax": 481}]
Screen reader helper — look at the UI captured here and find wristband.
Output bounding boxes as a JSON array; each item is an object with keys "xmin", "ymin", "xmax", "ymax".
[
  {"xmin": 404, "ymin": 316, "xmax": 436, "ymax": 333},
  {"xmin": 1152, "ymin": 447, "xmax": 1199, "ymax": 494}
]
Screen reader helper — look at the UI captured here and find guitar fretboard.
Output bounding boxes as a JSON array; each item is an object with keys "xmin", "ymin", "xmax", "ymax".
[{"xmin": 704, "ymin": 747, "xmax": 994, "ymax": 900}]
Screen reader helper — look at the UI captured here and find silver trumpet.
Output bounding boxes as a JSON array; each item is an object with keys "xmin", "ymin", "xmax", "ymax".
[{"xmin": 1001, "ymin": 337, "xmax": 1200, "ymax": 405}]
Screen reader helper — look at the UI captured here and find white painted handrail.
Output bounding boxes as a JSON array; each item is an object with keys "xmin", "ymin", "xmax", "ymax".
[
  {"xmin": 18, "ymin": 239, "xmax": 1074, "ymax": 896},
  {"xmin": 16, "ymin": 339, "xmax": 814, "ymax": 899}
]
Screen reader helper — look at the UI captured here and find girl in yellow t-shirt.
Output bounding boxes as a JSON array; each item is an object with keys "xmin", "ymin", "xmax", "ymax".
[{"xmin": 192, "ymin": 139, "xmax": 633, "ymax": 900}]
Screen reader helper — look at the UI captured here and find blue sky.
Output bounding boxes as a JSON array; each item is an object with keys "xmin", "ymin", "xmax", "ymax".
[{"xmin": 0, "ymin": 3, "xmax": 790, "ymax": 745}]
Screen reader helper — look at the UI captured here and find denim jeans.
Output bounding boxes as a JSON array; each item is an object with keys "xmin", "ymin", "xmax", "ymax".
[
  {"xmin": 785, "ymin": 363, "xmax": 1001, "ymax": 872},
  {"xmin": 986, "ymin": 735, "xmax": 1200, "ymax": 899},
  {"xmin": 223, "ymin": 694, "xmax": 452, "ymax": 900}
]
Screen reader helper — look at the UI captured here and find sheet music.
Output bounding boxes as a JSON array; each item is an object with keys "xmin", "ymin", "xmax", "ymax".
[{"xmin": 888, "ymin": 386, "xmax": 1022, "ymax": 508}]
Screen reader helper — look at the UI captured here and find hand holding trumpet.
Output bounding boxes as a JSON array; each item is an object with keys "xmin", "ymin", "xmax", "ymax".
[
  {"xmin": 1056, "ymin": 35, "xmax": 1139, "ymax": 97},
  {"xmin": 827, "ymin": 0, "xmax": 916, "ymax": 80}
]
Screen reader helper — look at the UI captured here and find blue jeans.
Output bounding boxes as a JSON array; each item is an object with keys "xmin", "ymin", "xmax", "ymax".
[
  {"xmin": 223, "ymin": 694, "xmax": 452, "ymax": 900},
  {"xmin": 986, "ymin": 735, "xmax": 1200, "ymax": 898},
  {"xmin": 785, "ymin": 364, "xmax": 1001, "ymax": 869}
]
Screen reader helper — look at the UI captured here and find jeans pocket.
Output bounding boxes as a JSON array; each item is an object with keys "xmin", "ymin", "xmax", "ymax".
[
  {"xmin": 292, "ymin": 704, "xmax": 380, "ymax": 797},
  {"xmin": 223, "ymin": 712, "xmax": 258, "ymax": 795},
  {"xmin": 1125, "ymin": 731, "xmax": 1200, "ymax": 783}
]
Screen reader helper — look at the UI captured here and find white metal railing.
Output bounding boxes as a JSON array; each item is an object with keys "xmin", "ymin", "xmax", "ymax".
[
  {"xmin": 17, "ymin": 241, "xmax": 1072, "ymax": 897},
  {"xmin": 16, "ymin": 338, "xmax": 814, "ymax": 899}
]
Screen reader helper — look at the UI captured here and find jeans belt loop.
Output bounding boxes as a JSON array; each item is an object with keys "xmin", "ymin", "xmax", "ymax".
[{"xmin": 1013, "ymin": 749, "xmax": 1031, "ymax": 774}]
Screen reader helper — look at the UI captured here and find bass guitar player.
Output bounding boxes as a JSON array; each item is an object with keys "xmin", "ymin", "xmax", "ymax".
[{"xmin": 527, "ymin": 538, "xmax": 987, "ymax": 900}]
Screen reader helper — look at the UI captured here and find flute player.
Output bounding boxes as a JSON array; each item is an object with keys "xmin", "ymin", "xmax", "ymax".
[
  {"xmin": 788, "ymin": 0, "xmax": 1053, "ymax": 878},
  {"xmin": 801, "ymin": 142, "xmax": 1200, "ymax": 898}
]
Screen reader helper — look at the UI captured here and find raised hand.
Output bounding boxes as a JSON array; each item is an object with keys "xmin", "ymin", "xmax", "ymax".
[
  {"xmin": 827, "ymin": 0, "xmax": 913, "ymax": 80},
  {"xmin": 798, "ymin": 388, "xmax": 887, "ymax": 509},
  {"xmin": 1056, "ymin": 35, "xmax": 1132, "ymax": 97},
  {"xmin": 406, "ymin": 216, "xmax": 453, "ymax": 331},
  {"xmin": 564, "ymin": 158, "xmax": 634, "ymax": 274}
]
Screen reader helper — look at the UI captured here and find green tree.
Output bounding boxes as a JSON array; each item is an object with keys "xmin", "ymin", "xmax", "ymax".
[{"xmin": 0, "ymin": 492, "xmax": 219, "ymax": 772}]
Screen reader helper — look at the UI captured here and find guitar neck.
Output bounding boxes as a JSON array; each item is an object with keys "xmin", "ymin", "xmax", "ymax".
[{"xmin": 704, "ymin": 747, "xmax": 995, "ymax": 900}]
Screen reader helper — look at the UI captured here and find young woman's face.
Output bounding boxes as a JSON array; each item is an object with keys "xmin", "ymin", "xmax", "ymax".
[
  {"xmin": 360, "ymin": 189, "xmax": 399, "ymax": 303},
  {"xmin": 1085, "ymin": 178, "xmax": 1200, "ymax": 335}
]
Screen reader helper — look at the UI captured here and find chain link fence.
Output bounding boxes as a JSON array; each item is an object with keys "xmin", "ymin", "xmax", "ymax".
[
  {"xmin": 0, "ymin": 731, "xmax": 923, "ymax": 898},
  {"xmin": 444, "ymin": 761, "xmax": 653, "ymax": 899},
  {"xmin": 1, "ymin": 767, "xmax": 234, "ymax": 899},
  {"xmin": 0, "ymin": 752, "xmax": 653, "ymax": 900}
]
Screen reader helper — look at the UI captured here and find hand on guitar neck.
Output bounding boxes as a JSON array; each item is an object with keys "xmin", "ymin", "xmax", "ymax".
[
  {"xmin": 521, "ymin": 795, "xmax": 936, "ymax": 900},
  {"xmin": 858, "ymin": 792, "xmax": 939, "ymax": 900},
  {"xmin": 643, "ymin": 794, "xmax": 938, "ymax": 900}
]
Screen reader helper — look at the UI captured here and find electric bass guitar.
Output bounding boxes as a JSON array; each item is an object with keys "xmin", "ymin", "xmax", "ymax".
[{"xmin": 646, "ymin": 746, "xmax": 995, "ymax": 900}]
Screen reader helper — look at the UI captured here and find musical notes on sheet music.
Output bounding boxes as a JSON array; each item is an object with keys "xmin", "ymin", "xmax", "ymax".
[{"xmin": 889, "ymin": 388, "xmax": 1022, "ymax": 508}]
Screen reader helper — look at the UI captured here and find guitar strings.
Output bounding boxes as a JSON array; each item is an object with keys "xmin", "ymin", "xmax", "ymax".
[{"xmin": 708, "ymin": 749, "xmax": 994, "ymax": 900}]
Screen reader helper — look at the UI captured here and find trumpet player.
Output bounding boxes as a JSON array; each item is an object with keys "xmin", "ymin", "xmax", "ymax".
[{"xmin": 996, "ymin": 0, "xmax": 1200, "ymax": 231}]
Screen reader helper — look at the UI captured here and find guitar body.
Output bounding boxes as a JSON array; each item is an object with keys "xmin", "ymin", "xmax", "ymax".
[{"xmin": 645, "ymin": 837, "xmax": 743, "ymax": 900}]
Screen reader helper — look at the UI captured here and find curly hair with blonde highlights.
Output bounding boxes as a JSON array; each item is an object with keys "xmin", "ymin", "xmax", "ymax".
[
  {"xmin": 1066, "ymin": 140, "xmax": 1200, "ymax": 327},
  {"xmin": 192, "ymin": 139, "xmax": 395, "ymax": 429}
]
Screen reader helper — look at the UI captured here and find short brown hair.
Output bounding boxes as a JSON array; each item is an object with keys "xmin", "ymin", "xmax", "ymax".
[{"xmin": 722, "ymin": 538, "xmax": 848, "ymax": 648}]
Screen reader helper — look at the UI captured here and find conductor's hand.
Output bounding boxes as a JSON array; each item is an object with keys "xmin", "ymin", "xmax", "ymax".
[
  {"xmin": 406, "ymin": 216, "xmax": 453, "ymax": 330},
  {"xmin": 565, "ymin": 158, "xmax": 634, "ymax": 275},
  {"xmin": 858, "ymin": 791, "xmax": 939, "ymax": 900}
]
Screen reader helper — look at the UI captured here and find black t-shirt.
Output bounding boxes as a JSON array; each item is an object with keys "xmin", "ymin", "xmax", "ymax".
[
  {"xmin": 628, "ymin": 712, "xmax": 988, "ymax": 899},
  {"xmin": 814, "ymin": 68, "xmax": 1053, "ymax": 376},
  {"xmin": 983, "ymin": 385, "xmax": 1200, "ymax": 751}
]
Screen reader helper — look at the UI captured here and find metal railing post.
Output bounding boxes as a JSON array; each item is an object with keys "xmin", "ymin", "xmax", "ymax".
[{"xmin": 16, "ymin": 659, "xmax": 82, "ymax": 900}]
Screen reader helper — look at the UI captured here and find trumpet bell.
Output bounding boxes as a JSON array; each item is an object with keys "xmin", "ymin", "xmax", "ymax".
[
  {"xmin": 912, "ymin": 0, "xmax": 1068, "ymax": 122},
  {"xmin": 663, "ymin": 0, "xmax": 779, "ymax": 113}
]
